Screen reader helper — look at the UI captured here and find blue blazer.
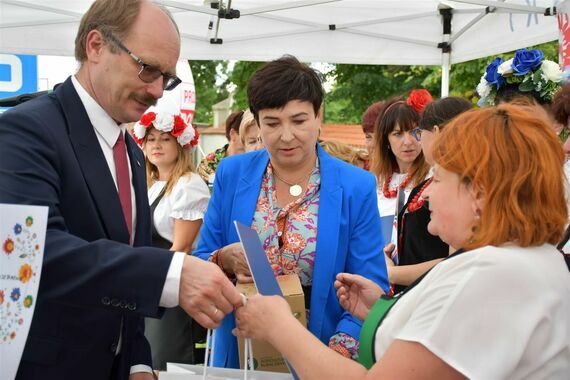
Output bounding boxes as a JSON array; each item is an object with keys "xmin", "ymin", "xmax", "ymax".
[
  {"xmin": 0, "ymin": 78, "xmax": 174, "ymax": 380},
  {"xmin": 194, "ymin": 146, "xmax": 389, "ymax": 368}
]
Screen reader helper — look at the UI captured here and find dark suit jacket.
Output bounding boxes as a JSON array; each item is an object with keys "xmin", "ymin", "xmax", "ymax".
[{"xmin": 0, "ymin": 77, "xmax": 174, "ymax": 380}]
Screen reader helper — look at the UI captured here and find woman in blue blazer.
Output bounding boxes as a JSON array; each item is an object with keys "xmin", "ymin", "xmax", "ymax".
[{"xmin": 193, "ymin": 55, "xmax": 389, "ymax": 368}]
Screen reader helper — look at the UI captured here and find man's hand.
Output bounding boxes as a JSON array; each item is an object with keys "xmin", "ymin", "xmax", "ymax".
[
  {"xmin": 220, "ymin": 242, "xmax": 252, "ymax": 283},
  {"xmin": 179, "ymin": 255, "xmax": 243, "ymax": 329},
  {"xmin": 334, "ymin": 273, "xmax": 385, "ymax": 321}
]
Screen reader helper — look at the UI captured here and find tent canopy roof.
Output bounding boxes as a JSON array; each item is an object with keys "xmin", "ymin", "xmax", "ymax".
[{"xmin": 0, "ymin": 0, "xmax": 558, "ymax": 65}]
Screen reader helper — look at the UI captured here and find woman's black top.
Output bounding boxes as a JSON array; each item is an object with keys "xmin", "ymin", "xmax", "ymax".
[{"xmin": 394, "ymin": 178, "xmax": 449, "ymax": 293}]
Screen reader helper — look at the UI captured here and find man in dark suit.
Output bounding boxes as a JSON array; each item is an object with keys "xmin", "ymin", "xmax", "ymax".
[{"xmin": 0, "ymin": 1, "xmax": 242, "ymax": 379}]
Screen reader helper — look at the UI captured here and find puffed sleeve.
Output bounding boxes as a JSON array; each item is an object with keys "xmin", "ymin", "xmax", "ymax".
[{"xmin": 169, "ymin": 174, "xmax": 211, "ymax": 221}]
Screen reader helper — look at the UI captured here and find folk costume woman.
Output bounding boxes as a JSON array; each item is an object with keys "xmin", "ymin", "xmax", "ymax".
[
  {"xmin": 132, "ymin": 109, "xmax": 210, "ymax": 370},
  {"xmin": 371, "ymin": 90, "xmax": 431, "ymax": 254},
  {"xmin": 389, "ymin": 97, "xmax": 473, "ymax": 293}
]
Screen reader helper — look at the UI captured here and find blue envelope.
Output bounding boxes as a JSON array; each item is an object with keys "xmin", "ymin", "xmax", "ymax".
[
  {"xmin": 234, "ymin": 220, "xmax": 283, "ymax": 297},
  {"xmin": 234, "ymin": 221, "xmax": 299, "ymax": 379}
]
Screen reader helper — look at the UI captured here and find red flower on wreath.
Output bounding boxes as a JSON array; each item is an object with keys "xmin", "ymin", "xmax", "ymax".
[
  {"xmin": 171, "ymin": 115, "xmax": 187, "ymax": 137},
  {"xmin": 0, "ymin": 290, "xmax": 4, "ymax": 305},
  {"xmin": 139, "ymin": 112, "xmax": 156, "ymax": 127},
  {"xmin": 406, "ymin": 89, "xmax": 433, "ymax": 114},
  {"xmin": 3, "ymin": 238, "xmax": 14, "ymax": 255}
]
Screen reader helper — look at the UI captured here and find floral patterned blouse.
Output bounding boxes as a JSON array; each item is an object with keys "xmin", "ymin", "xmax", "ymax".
[
  {"xmin": 251, "ymin": 160, "xmax": 359, "ymax": 360},
  {"xmin": 252, "ymin": 162, "xmax": 320, "ymax": 285}
]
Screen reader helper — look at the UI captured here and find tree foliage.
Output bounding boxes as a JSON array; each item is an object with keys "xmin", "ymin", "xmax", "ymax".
[
  {"xmin": 190, "ymin": 41, "xmax": 558, "ymax": 124},
  {"xmin": 324, "ymin": 65, "xmax": 440, "ymax": 124},
  {"xmin": 229, "ymin": 60, "xmax": 265, "ymax": 111},
  {"xmin": 188, "ymin": 60, "xmax": 229, "ymax": 124},
  {"xmin": 324, "ymin": 41, "xmax": 557, "ymax": 123}
]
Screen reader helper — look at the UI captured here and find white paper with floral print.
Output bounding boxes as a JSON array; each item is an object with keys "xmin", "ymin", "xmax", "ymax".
[{"xmin": 0, "ymin": 204, "xmax": 48, "ymax": 380}]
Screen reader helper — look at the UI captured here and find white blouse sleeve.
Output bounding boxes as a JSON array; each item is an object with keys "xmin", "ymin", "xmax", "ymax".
[{"xmin": 169, "ymin": 174, "xmax": 211, "ymax": 221}]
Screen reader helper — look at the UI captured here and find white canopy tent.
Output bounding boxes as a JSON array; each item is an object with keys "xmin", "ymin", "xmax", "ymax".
[{"xmin": 0, "ymin": 0, "xmax": 561, "ymax": 96}]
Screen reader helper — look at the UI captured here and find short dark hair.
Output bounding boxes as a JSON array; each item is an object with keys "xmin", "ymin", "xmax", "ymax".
[
  {"xmin": 225, "ymin": 110, "xmax": 244, "ymax": 140},
  {"xmin": 361, "ymin": 101, "xmax": 386, "ymax": 134},
  {"xmin": 419, "ymin": 97, "xmax": 473, "ymax": 131},
  {"xmin": 247, "ymin": 55, "xmax": 323, "ymax": 121}
]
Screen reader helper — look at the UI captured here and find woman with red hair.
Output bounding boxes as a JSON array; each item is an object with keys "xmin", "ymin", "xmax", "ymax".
[{"xmin": 234, "ymin": 104, "xmax": 570, "ymax": 378}]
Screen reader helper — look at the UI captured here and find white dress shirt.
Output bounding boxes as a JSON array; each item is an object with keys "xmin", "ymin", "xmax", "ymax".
[{"xmin": 71, "ymin": 76, "xmax": 185, "ymax": 373}]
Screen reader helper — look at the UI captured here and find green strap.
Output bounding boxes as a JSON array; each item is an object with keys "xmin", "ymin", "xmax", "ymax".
[
  {"xmin": 358, "ymin": 296, "xmax": 397, "ymax": 369},
  {"xmin": 357, "ymin": 249, "xmax": 468, "ymax": 369}
]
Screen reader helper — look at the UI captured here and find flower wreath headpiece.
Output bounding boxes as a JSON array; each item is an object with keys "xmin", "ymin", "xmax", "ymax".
[
  {"xmin": 476, "ymin": 48, "xmax": 563, "ymax": 107},
  {"xmin": 133, "ymin": 111, "xmax": 199, "ymax": 149}
]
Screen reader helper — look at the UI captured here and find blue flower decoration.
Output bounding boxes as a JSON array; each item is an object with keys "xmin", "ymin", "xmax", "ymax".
[
  {"xmin": 13, "ymin": 223, "xmax": 22, "ymax": 235},
  {"xmin": 10, "ymin": 288, "xmax": 20, "ymax": 302},
  {"xmin": 512, "ymin": 49, "xmax": 544, "ymax": 76},
  {"xmin": 484, "ymin": 58, "xmax": 505, "ymax": 88}
]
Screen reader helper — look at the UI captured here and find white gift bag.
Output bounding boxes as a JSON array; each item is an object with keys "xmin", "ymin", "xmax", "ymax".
[
  {"xmin": 161, "ymin": 363, "xmax": 293, "ymax": 380},
  {"xmin": 200, "ymin": 294, "xmax": 255, "ymax": 380},
  {"xmin": 161, "ymin": 294, "xmax": 293, "ymax": 380}
]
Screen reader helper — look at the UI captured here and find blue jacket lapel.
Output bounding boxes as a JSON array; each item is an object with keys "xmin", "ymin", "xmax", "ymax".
[
  {"xmin": 57, "ymin": 78, "xmax": 130, "ymax": 244},
  {"xmin": 310, "ymin": 145, "xmax": 342, "ymax": 337}
]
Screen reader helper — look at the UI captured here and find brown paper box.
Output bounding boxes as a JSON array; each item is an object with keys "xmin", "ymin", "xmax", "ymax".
[{"xmin": 236, "ymin": 274, "xmax": 307, "ymax": 373}]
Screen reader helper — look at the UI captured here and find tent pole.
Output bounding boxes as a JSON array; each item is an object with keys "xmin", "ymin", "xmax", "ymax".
[
  {"xmin": 439, "ymin": 7, "xmax": 452, "ymax": 98},
  {"xmin": 441, "ymin": 49, "xmax": 450, "ymax": 98}
]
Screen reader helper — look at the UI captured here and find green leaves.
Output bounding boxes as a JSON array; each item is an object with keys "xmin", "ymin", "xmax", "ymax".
[
  {"xmin": 187, "ymin": 41, "xmax": 557, "ymax": 124},
  {"xmin": 519, "ymin": 77, "xmax": 535, "ymax": 92},
  {"xmin": 189, "ymin": 60, "xmax": 230, "ymax": 124}
]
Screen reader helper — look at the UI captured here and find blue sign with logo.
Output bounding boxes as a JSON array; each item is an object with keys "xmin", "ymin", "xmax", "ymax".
[{"xmin": 0, "ymin": 54, "xmax": 38, "ymax": 100}]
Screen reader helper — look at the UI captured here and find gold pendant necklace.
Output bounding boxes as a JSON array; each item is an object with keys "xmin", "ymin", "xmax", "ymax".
[{"xmin": 273, "ymin": 168, "xmax": 312, "ymax": 197}]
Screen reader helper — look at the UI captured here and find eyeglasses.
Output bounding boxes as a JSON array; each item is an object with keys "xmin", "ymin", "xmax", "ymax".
[
  {"xmin": 105, "ymin": 33, "xmax": 181, "ymax": 91},
  {"xmin": 410, "ymin": 128, "xmax": 423, "ymax": 142}
]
